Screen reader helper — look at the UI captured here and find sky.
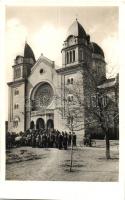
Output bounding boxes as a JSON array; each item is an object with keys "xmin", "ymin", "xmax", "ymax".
[{"xmin": 5, "ymin": 6, "xmax": 119, "ymax": 82}]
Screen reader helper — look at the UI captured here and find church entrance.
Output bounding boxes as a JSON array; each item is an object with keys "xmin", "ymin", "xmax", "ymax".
[
  {"xmin": 47, "ymin": 119, "xmax": 54, "ymax": 130},
  {"xmin": 30, "ymin": 121, "xmax": 35, "ymax": 129},
  {"xmin": 36, "ymin": 118, "xmax": 45, "ymax": 129}
]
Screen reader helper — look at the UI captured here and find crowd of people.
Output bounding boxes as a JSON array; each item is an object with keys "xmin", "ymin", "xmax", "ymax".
[{"xmin": 6, "ymin": 129, "xmax": 77, "ymax": 150}]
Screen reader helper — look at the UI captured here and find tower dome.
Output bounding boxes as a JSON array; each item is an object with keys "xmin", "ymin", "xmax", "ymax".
[
  {"xmin": 66, "ymin": 19, "xmax": 87, "ymax": 39},
  {"xmin": 91, "ymin": 42, "xmax": 104, "ymax": 58},
  {"xmin": 24, "ymin": 42, "xmax": 36, "ymax": 62}
]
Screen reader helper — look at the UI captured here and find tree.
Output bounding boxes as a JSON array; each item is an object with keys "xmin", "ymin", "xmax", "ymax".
[{"xmin": 56, "ymin": 63, "xmax": 119, "ymax": 160}]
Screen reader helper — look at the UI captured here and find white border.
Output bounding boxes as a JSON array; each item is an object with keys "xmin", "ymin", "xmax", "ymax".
[{"xmin": 0, "ymin": 0, "xmax": 124, "ymax": 200}]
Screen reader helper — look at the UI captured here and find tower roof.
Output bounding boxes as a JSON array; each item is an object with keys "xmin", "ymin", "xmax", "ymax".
[
  {"xmin": 24, "ymin": 42, "xmax": 36, "ymax": 62},
  {"xmin": 91, "ymin": 42, "xmax": 104, "ymax": 58},
  {"xmin": 66, "ymin": 19, "xmax": 87, "ymax": 39}
]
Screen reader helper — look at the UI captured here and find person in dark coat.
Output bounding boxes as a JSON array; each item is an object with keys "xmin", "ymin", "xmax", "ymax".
[
  {"xmin": 6, "ymin": 132, "xmax": 12, "ymax": 149},
  {"xmin": 42, "ymin": 133, "xmax": 47, "ymax": 148},
  {"xmin": 55, "ymin": 131, "xmax": 59, "ymax": 148},
  {"xmin": 31, "ymin": 129, "xmax": 36, "ymax": 147},
  {"xmin": 47, "ymin": 133, "xmax": 50, "ymax": 148},
  {"xmin": 58, "ymin": 133, "xmax": 63, "ymax": 149},
  {"xmin": 63, "ymin": 133, "xmax": 68, "ymax": 150},
  {"xmin": 73, "ymin": 132, "xmax": 77, "ymax": 146},
  {"xmin": 68, "ymin": 132, "xmax": 72, "ymax": 146},
  {"xmin": 50, "ymin": 133, "xmax": 55, "ymax": 148}
]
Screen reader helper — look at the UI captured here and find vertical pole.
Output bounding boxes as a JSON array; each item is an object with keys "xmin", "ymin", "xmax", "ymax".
[
  {"xmin": 70, "ymin": 119, "xmax": 73, "ymax": 172},
  {"xmin": 70, "ymin": 133, "xmax": 73, "ymax": 172},
  {"xmin": 105, "ymin": 131, "xmax": 110, "ymax": 159}
]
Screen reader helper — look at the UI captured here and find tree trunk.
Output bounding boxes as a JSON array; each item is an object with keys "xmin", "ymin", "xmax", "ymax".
[
  {"xmin": 105, "ymin": 133, "xmax": 110, "ymax": 159},
  {"xmin": 70, "ymin": 135, "xmax": 73, "ymax": 172}
]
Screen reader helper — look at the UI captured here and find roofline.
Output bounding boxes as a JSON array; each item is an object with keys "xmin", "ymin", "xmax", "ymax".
[
  {"xmin": 56, "ymin": 62, "xmax": 86, "ymax": 74},
  {"xmin": 92, "ymin": 55, "xmax": 106, "ymax": 64},
  {"xmin": 28, "ymin": 54, "xmax": 56, "ymax": 78},
  {"xmin": 7, "ymin": 78, "xmax": 26, "ymax": 86},
  {"xmin": 61, "ymin": 43, "xmax": 90, "ymax": 52},
  {"xmin": 12, "ymin": 61, "xmax": 35, "ymax": 68}
]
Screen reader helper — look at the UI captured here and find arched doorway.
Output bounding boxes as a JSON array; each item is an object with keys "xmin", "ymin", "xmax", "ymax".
[
  {"xmin": 30, "ymin": 121, "xmax": 35, "ymax": 129},
  {"xmin": 47, "ymin": 119, "xmax": 54, "ymax": 130},
  {"xmin": 36, "ymin": 118, "xmax": 45, "ymax": 130}
]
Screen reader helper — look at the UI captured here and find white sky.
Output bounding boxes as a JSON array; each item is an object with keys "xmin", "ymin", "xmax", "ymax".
[{"xmin": 6, "ymin": 6, "xmax": 118, "ymax": 82}]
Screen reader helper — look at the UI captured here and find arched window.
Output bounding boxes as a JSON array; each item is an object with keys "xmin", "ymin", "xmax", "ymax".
[
  {"xmin": 36, "ymin": 118, "xmax": 45, "ymax": 130},
  {"xmin": 70, "ymin": 51, "xmax": 72, "ymax": 63},
  {"xmin": 13, "ymin": 116, "xmax": 20, "ymax": 128},
  {"xmin": 67, "ymin": 117, "xmax": 70, "ymax": 124},
  {"xmin": 81, "ymin": 51, "xmax": 84, "ymax": 60},
  {"xmin": 71, "ymin": 95, "xmax": 73, "ymax": 101},
  {"xmin": 14, "ymin": 104, "xmax": 19, "ymax": 109},
  {"xmin": 30, "ymin": 121, "xmax": 35, "ymax": 129},
  {"xmin": 13, "ymin": 121, "xmax": 18, "ymax": 128},
  {"xmin": 71, "ymin": 78, "xmax": 73, "ymax": 84},
  {"xmin": 14, "ymin": 67, "xmax": 21, "ymax": 79},
  {"xmin": 103, "ymin": 95, "xmax": 107, "ymax": 107},
  {"xmin": 67, "ymin": 52, "xmax": 69, "ymax": 64},
  {"xmin": 14, "ymin": 89, "xmax": 19, "ymax": 95},
  {"xmin": 47, "ymin": 119, "xmax": 54, "ymax": 130},
  {"xmin": 67, "ymin": 79, "xmax": 70, "ymax": 84},
  {"xmin": 68, "ymin": 96, "xmax": 71, "ymax": 102},
  {"xmin": 91, "ymin": 96, "xmax": 96, "ymax": 107},
  {"xmin": 73, "ymin": 50, "xmax": 75, "ymax": 62},
  {"xmin": 68, "ymin": 95, "xmax": 73, "ymax": 102}
]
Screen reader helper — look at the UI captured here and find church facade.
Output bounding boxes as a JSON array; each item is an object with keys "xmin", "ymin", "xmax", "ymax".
[{"xmin": 7, "ymin": 19, "xmax": 118, "ymax": 139}]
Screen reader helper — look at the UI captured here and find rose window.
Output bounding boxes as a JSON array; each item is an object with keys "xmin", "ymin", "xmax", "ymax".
[{"xmin": 32, "ymin": 82, "xmax": 54, "ymax": 111}]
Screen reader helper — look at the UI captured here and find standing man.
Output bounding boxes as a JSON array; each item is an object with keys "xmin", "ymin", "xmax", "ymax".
[
  {"xmin": 73, "ymin": 132, "xmax": 77, "ymax": 146},
  {"xmin": 68, "ymin": 132, "xmax": 71, "ymax": 146}
]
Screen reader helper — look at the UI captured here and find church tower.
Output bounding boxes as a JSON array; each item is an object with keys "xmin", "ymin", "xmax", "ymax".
[
  {"xmin": 61, "ymin": 19, "xmax": 106, "ymax": 83},
  {"xmin": 57, "ymin": 19, "xmax": 92, "ymax": 135},
  {"xmin": 57, "ymin": 19, "xmax": 106, "ymax": 137},
  {"xmin": 61, "ymin": 18, "xmax": 91, "ymax": 67},
  {"xmin": 7, "ymin": 43, "xmax": 36, "ymax": 133}
]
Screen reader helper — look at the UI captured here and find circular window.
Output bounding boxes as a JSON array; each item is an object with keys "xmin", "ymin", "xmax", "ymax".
[
  {"xmin": 33, "ymin": 83, "xmax": 54, "ymax": 110},
  {"xmin": 40, "ymin": 69, "xmax": 44, "ymax": 74}
]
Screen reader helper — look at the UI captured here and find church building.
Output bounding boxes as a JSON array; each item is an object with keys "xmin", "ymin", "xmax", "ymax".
[{"xmin": 7, "ymin": 19, "xmax": 118, "ymax": 139}]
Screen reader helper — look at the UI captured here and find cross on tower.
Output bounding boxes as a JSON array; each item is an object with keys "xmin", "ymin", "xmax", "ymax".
[{"xmin": 75, "ymin": 14, "xmax": 79, "ymax": 21}]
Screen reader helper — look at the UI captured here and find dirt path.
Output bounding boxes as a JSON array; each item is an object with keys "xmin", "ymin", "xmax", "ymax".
[
  {"xmin": 6, "ymin": 148, "xmax": 65, "ymax": 180},
  {"xmin": 6, "ymin": 142, "xmax": 119, "ymax": 181}
]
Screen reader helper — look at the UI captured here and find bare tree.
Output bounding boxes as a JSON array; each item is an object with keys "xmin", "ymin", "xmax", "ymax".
[
  {"xmin": 56, "ymin": 63, "xmax": 119, "ymax": 160},
  {"xmin": 82, "ymin": 64, "xmax": 119, "ymax": 159}
]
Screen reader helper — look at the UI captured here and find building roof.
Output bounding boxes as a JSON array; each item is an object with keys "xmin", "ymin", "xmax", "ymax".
[
  {"xmin": 91, "ymin": 42, "xmax": 104, "ymax": 58},
  {"xmin": 24, "ymin": 42, "xmax": 36, "ymax": 62},
  {"xmin": 97, "ymin": 78, "xmax": 116, "ymax": 89},
  {"xmin": 66, "ymin": 19, "xmax": 87, "ymax": 39},
  {"xmin": 7, "ymin": 78, "xmax": 26, "ymax": 86},
  {"xmin": 56, "ymin": 62, "xmax": 86, "ymax": 75}
]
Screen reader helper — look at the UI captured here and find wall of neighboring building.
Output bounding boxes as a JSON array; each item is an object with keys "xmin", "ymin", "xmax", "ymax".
[{"xmin": 8, "ymin": 82, "xmax": 25, "ymax": 133}]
